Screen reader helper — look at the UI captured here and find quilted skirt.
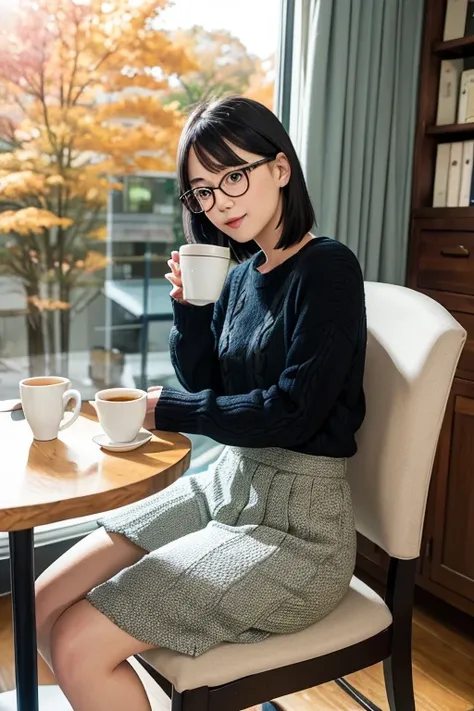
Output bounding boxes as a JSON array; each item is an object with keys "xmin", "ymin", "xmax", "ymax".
[{"xmin": 86, "ymin": 446, "xmax": 356, "ymax": 657}]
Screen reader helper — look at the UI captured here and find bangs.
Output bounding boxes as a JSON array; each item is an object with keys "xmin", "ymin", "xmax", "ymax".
[{"xmin": 192, "ymin": 125, "xmax": 248, "ymax": 174}]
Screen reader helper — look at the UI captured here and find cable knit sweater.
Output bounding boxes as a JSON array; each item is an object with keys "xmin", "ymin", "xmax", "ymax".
[{"xmin": 155, "ymin": 237, "xmax": 367, "ymax": 456}]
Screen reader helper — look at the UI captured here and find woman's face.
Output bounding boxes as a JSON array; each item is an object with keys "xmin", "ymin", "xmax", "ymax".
[{"xmin": 187, "ymin": 144, "xmax": 291, "ymax": 245}]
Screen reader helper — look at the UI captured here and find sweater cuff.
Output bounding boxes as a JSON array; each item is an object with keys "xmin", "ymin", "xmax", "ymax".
[
  {"xmin": 155, "ymin": 387, "xmax": 206, "ymax": 433},
  {"xmin": 172, "ymin": 299, "xmax": 214, "ymax": 332}
]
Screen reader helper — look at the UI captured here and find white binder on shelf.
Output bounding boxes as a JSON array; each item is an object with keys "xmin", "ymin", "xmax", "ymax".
[
  {"xmin": 447, "ymin": 141, "xmax": 464, "ymax": 206},
  {"xmin": 433, "ymin": 143, "xmax": 452, "ymax": 207},
  {"xmin": 436, "ymin": 59, "xmax": 463, "ymax": 125},
  {"xmin": 444, "ymin": 0, "xmax": 469, "ymax": 40},
  {"xmin": 457, "ymin": 69, "xmax": 474, "ymax": 122},
  {"xmin": 459, "ymin": 141, "xmax": 474, "ymax": 205}
]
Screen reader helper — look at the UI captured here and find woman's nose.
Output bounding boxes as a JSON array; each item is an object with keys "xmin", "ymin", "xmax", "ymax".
[{"xmin": 214, "ymin": 188, "xmax": 235, "ymax": 211}]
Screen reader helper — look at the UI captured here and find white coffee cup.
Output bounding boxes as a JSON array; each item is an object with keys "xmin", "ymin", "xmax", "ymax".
[
  {"xmin": 179, "ymin": 244, "xmax": 230, "ymax": 306},
  {"xmin": 95, "ymin": 388, "xmax": 147, "ymax": 443},
  {"xmin": 19, "ymin": 376, "xmax": 82, "ymax": 441}
]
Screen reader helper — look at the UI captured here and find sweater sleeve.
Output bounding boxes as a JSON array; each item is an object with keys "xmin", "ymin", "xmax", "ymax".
[
  {"xmin": 156, "ymin": 322, "xmax": 357, "ymax": 448},
  {"xmin": 156, "ymin": 255, "xmax": 365, "ymax": 448},
  {"xmin": 168, "ymin": 279, "xmax": 229, "ymax": 394}
]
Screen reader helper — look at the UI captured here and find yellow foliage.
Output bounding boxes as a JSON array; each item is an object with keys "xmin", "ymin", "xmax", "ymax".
[
  {"xmin": 27, "ymin": 296, "xmax": 71, "ymax": 312},
  {"xmin": 0, "ymin": 172, "xmax": 48, "ymax": 201},
  {"xmin": 81, "ymin": 251, "xmax": 109, "ymax": 273},
  {"xmin": 86, "ymin": 226, "xmax": 107, "ymax": 241},
  {"xmin": 0, "ymin": 0, "xmax": 193, "ymax": 255},
  {"xmin": 0, "ymin": 208, "xmax": 73, "ymax": 235}
]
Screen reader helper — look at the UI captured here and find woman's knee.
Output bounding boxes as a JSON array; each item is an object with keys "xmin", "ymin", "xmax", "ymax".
[
  {"xmin": 49, "ymin": 598, "xmax": 152, "ymax": 685},
  {"xmin": 49, "ymin": 601, "xmax": 91, "ymax": 684},
  {"xmin": 49, "ymin": 599, "xmax": 114, "ymax": 683}
]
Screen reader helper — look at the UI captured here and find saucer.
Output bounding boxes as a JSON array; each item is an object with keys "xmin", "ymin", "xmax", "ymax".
[{"xmin": 92, "ymin": 429, "xmax": 152, "ymax": 452}]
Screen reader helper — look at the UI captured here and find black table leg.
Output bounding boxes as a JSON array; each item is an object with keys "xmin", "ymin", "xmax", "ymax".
[{"xmin": 9, "ymin": 529, "xmax": 39, "ymax": 711}]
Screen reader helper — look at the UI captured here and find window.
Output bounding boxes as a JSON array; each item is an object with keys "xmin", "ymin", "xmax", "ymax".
[{"xmin": 0, "ymin": 0, "xmax": 279, "ymax": 446}]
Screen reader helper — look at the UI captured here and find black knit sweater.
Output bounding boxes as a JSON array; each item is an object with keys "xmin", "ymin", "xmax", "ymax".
[{"xmin": 155, "ymin": 237, "xmax": 367, "ymax": 456}]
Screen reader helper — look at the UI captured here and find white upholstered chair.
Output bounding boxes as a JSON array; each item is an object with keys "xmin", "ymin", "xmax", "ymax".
[{"xmin": 136, "ymin": 282, "xmax": 466, "ymax": 711}]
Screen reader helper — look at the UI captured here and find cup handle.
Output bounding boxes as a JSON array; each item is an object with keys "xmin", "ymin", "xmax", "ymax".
[{"xmin": 59, "ymin": 389, "xmax": 82, "ymax": 431}]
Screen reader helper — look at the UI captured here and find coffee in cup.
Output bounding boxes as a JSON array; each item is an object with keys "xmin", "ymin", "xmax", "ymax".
[
  {"xmin": 95, "ymin": 388, "xmax": 147, "ymax": 443},
  {"xmin": 19, "ymin": 376, "xmax": 82, "ymax": 441},
  {"xmin": 179, "ymin": 244, "xmax": 230, "ymax": 306}
]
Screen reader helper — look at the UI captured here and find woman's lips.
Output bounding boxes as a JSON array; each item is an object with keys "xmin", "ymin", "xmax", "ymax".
[{"xmin": 225, "ymin": 215, "xmax": 245, "ymax": 229}]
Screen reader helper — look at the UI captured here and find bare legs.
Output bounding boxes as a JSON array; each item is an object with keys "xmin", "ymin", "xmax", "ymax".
[
  {"xmin": 35, "ymin": 527, "xmax": 153, "ymax": 709},
  {"xmin": 50, "ymin": 599, "xmax": 154, "ymax": 711}
]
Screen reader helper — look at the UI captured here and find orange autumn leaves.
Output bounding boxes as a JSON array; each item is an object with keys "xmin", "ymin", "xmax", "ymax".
[{"xmin": 0, "ymin": 0, "xmax": 274, "ymax": 322}]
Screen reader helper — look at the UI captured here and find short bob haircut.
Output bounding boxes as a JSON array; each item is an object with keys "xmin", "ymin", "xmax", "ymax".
[{"xmin": 177, "ymin": 96, "xmax": 316, "ymax": 263}]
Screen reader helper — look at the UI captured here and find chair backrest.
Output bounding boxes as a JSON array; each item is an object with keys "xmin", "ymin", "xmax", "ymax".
[{"xmin": 346, "ymin": 282, "xmax": 466, "ymax": 560}]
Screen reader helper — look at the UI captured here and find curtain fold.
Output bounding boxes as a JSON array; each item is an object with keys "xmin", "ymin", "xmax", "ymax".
[{"xmin": 289, "ymin": 0, "xmax": 424, "ymax": 284}]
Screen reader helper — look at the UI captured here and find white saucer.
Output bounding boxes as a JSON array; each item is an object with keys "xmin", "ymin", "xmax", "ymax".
[{"xmin": 92, "ymin": 429, "xmax": 152, "ymax": 452}]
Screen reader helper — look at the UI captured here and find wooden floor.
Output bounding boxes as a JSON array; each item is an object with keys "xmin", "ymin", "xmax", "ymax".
[{"xmin": 0, "ymin": 594, "xmax": 473, "ymax": 710}]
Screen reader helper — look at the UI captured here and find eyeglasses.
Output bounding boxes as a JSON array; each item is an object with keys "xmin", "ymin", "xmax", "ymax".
[{"xmin": 179, "ymin": 157, "xmax": 276, "ymax": 214}]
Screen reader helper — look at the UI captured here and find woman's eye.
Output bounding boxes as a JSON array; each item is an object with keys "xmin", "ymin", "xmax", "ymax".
[
  {"xmin": 196, "ymin": 188, "xmax": 212, "ymax": 200},
  {"xmin": 226, "ymin": 171, "xmax": 244, "ymax": 185}
]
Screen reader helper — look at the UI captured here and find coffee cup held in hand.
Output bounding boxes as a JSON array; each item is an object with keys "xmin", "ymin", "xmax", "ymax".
[
  {"xmin": 95, "ymin": 388, "xmax": 147, "ymax": 443},
  {"xmin": 179, "ymin": 244, "xmax": 230, "ymax": 306},
  {"xmin": 19, "ymin": 376, "xmax": 82, "ymax": 441}
]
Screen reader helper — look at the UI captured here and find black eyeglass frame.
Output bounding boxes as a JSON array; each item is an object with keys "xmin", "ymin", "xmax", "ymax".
[{"xmin": 179, "ymin": 156, "xmax": 276, "ymax": 214}]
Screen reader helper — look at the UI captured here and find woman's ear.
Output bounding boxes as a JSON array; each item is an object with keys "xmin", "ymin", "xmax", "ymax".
[{"xmin": 273, "ymin": 152, "xmax": 291, "ymax": 187}]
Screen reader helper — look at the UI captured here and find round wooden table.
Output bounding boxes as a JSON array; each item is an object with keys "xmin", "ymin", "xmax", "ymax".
[{"xmin": 0, "ymin": 401, "xmax": 191, "ymax": 711}]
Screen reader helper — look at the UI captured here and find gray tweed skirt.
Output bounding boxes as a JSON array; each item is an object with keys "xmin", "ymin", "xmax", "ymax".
[{"xmin": 86, "ymin": 446, "xmax": 356, "ymax": 657}]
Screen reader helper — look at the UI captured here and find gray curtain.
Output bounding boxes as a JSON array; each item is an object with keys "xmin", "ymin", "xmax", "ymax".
[{"xmin": 289, "ymin": 0, "xmax": 424, "ymax": 284}]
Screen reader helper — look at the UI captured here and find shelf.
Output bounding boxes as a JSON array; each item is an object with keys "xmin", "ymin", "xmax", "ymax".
[
  {"xmin": 426, "ymin": 123, "xmax": 474, "ymax": 141},
  {"xmin": 433, "ymin": 35, "xmax": 474, "ymax": 59},
  {"xmin": 413, "ymin": 207, "xmax": 474, "ymax": 219}
]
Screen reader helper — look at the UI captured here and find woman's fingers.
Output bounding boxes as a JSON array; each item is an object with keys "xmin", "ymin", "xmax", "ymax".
[
  {"xmin": 170, "ymin": 286, "xmax": 184, "ymax": 301},
  {"xmin": 167, "ymin": 251, "xmax": 186, "ymax": 303},
  {"xmin": 165, "ymin": 272, "xmax": 181, "ymax": 287},
  {"xmin": 165, "ymin": 272, "xmax": 184, "ymax": 300},
  {"xmin": 167, "ymin": 259, "xmax": 181, "ymax": 280}
]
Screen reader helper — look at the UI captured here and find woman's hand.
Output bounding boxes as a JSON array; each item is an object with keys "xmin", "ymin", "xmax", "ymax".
[
  {"xmin": 165, "ymin": 251, "xmax": 188, "ymax": 304},
  {"xmin": 143, "ymin": 386, "xmax": 163, "ymax": 431}
]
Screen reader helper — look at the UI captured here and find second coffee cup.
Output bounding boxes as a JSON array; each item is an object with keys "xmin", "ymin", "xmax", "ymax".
[
  {"xmin": 95, "ymin": 388, "xmax": 147, "ymax": 443},
  {"xmin": 179, "ymin": 244, "xmax": 230, "ymax": 306}
]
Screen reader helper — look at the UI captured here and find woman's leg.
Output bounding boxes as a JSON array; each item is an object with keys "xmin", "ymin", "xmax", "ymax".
[
  {"xmin": 50, "ymin": 599, "xmax": 154, "ymax": 711},
  {"xmin": 35, "ymin": 526, "xmax": 145, "ymax": 669},
  {"xmin": 35, "ymin": 465, "xmax": 218, "ymax": 670}
]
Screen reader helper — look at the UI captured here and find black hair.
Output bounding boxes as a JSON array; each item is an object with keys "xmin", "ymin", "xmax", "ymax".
[{"xmin": 176, "ymin": 96, "xmax": 316, "ymax": 263}]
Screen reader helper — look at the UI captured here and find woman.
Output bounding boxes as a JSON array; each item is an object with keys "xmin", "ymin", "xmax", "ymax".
[{"xmin": 35, "ymin": 96, "xmax": 366, "ymax": 711}]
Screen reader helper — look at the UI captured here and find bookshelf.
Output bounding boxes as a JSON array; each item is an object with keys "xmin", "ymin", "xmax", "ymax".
[
  {"xmin": 408, "ymin": 0, "xmax": 474, "ymax": 613},
  {"xmin": 433, "ymin": 33, "xmax": 474, "ymax": 58},
  {"xmin": 426, "ymin": 122, "xmax": 474, "ymax": 139},
  {"xmin": 357, "ymin": 0, "xmax": 474, "ymax": 618}
]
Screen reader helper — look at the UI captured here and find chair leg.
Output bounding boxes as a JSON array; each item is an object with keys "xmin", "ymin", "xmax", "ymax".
[
  {"xmin": 383, "ymin": 558, "xmax": 417, "ymax": 711},
  {"xmin": 171, "ymin": 688, "xmax": 183, "ymax": 711},
  {"xmin": 383, "ymin": 653, "xmax": 415, "ymax": 711}
]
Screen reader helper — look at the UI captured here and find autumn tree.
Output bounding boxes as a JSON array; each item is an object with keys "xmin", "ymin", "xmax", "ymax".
[
  {"xmin": 0, "ymin": 0, "xmax": 193, "ymax": 375},
  {"xmin": 166, "ymin": 26, "xmax": 274, "ymax": 110}
]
